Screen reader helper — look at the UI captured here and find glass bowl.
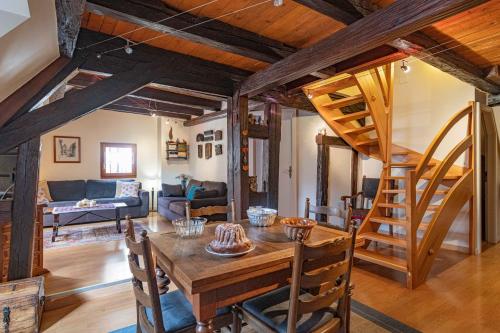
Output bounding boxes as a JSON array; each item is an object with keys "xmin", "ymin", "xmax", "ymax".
[
  {"xmin": 172, "ymin": 217, "xmax": 208, "ymax": 238},
  {"xmin": 247, "ymin": 207, "xmax": 278, "ymax": 227}
]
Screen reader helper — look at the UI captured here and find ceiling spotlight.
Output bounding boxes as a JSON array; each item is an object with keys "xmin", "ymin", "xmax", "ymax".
[
  {"xmin": 150, "ymin": 112, "xmax": 157, "ymax": 117},
  {"xmin": 307, "ymin": 90, "xmax": 313, "ymax": 99},
  {"xmin": 273, "ymin": 0, "xmax": 284, "ymax": 7},
  {"xmin": 125, "ymin": 40, "xmax": 133, "ymax": 55},
  {"xmin": 400, "ymin": 60, "xmax": 410, "ymax": 73},
  {"xmin": 96, "ymin": 53, "xmax": 102, "ymax": 59}
]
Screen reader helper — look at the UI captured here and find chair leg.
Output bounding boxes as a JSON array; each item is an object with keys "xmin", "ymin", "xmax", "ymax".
[{"xmin": 231, "ymin": 306, "xmax": 242, "ymax": 333}]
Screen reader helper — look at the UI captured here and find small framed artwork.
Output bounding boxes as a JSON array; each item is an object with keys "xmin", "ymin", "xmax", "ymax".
[
  {"xmin": 215, "ymin": 130, "xmax": 223, "ymax": 141},
  {"xmin": 205, "ymin": 143, "xmax": 212, "ymax": 159},
  {"xmin": 215, "ymin": 144, "xmax": 223, "ymax": 155},
  {"xmin": 198, "ymin": 145, "xmax": 203, "ymax": 158},
  {"xmin": 54, "ymin": 136, "xmax": 81, "ymax": 163}
]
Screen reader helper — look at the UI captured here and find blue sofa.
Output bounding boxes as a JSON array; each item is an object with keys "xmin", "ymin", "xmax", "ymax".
[{"xmin": 42, "ymin": 180, "xmax": 149, "ymax": 227}]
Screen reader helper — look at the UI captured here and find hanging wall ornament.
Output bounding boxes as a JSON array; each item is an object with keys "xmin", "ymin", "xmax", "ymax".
[{"xmin": 169, "ymin": 126, "xmax": 173, "ymax": 140}]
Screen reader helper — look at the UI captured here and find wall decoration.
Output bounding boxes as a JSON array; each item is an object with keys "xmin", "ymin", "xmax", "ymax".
[
  {"xmin": 204, "ymin": 136, "xmax": 214, "ymax": 141},
  {"xmin": 215, "ymin": 130, "xmax": 223, "ymax": 141},
  {"xmin": 169, "ymin": 127, "xmax": 173, "ymax": 140},
  {"xmin": 205, "ymin": 143, "xmax": 212, "ymax": 159},
  {"xmin": 215, "ymin": 144, "xmax": 223, "ymax": 155},
  {"xmin": 54, "ymin": 136, "xmax": 81, "ymax": 163},
  {"xmin": 196, "ymin": 133, "xmax": 204, "ymax": 142},
  {"xmin": 249, "ymin": 176, "xmax": 257, "ymax": 192},
  {"xmin": 198, "ymin": 145, "xmax": 203, "ymax": 158},
  {"xmin": 204, "ymin": 130, "xmax": 214, "ymax": 136}
]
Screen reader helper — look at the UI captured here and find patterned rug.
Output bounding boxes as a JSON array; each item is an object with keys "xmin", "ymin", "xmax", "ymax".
[{"xmin": 43, "ymin": 221, "xmax": 150, "ymax": 249}]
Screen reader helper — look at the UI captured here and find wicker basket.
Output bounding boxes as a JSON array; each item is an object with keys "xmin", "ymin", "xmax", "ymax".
[{"xmin": 247, "ymin": 207, "xmax": 277, "ymax": 227}]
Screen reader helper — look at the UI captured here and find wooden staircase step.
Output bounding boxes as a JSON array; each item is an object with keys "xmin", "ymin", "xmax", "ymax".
[
  {"xmin": 361, "ymin": 232, "xmax": 407, "ymax": 248},
  {"xmin": 382, "ymin": 189, "xmax": 448, "ymax": 195},
  {"xmin": 385, "ymin": 175, "xmax": 461, "ymax": 181},
  {"xmin": 354, "ymin": 248, "xmax": 408, "ymax": 272},
  {"xmin": 343, "ymin": 125, "xmax": 375, "ymax": 135},
  {"xmin": 323, "ymin": 94, "xmax": 365, "ymax": 109},
  {"xmin": 332, "ymin": 110, "xmax": 370, "ymax": 122},
  {"xmin": 377, "ymin": 203, "xmax": 405, "ymax": 209},
  {"xmin": 356, "ymin": 138, "xmax": 379, "ymax": 147},
  {"xmin": 389, "ymin": 162, "xmax": 437, "ymax": 168},
  {"xmin": 310, "ymin": 76, "xmax": 357, "ymax": 96},
  {"xmin": 369, "ymin": 216, "xmax": 406, "ymax": 226}
]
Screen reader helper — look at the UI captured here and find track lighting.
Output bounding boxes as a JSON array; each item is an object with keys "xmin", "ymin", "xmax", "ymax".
[
  {"xmin": 400, "ymin": 60, "xmax": 410, "ymax": 73},
  {"xmin": 273, "ymin": 0, "xmax": 284, "ymax": 7},
  {"xmin": 125, "ymin": 40, "xmax": 133, "ymax": 55}
]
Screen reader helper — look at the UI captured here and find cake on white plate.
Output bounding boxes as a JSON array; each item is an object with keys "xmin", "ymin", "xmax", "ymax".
[{"xmin": 209, "ymin": 223, "xmax": 252, "ymax": 253}]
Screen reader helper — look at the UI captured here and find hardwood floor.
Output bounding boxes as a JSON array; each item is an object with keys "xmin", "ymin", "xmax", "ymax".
[{"xmin": 41, "ymin": 214, "xmax": 500, "ymax": 332}]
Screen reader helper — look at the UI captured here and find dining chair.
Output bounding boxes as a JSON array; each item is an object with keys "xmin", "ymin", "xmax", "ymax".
[
  {"xmin": 304, "ymin": 198, "xmax": 353, "ymax": 232},
  {"xmin": 125, "ymin": 223, "xmax": 233, "ymax": 333},
  {"xmin": 233, "ymin": 224, "xmax": 357, "ymax": 333}
]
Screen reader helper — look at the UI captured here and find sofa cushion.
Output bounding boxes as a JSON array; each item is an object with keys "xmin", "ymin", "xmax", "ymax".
[
  {"xmin": 95, "ymin": 197, "xmax": 141, "ymax": 207},
  {"xmin": 158, "ymin": 196, "xmax": 187, "ymax": 209},
  {"xmin": 116, "ymin": 181, "xmax": 140, "ymax": 198},
  {"xmin": 186, "ymin": 179, "xmax": 202, "ymax": 195},
  {"xmin": 169, "ymin": 201, "xmax": 187, "ymax": 216},
  {"xmin": 194, "ymin": 190, "xmax": 218, "ymax": 199},
  {"xmin": 48, "ymin": 180, "xmax": 86, "ymax": 202},
  {"xmin": 161, "ymin": 184, "xmax": 184, "ymax": 197},
  {"xmin": 86, "ymin": 180, "xmax": 116, "ymax": 199},
  {"xmin": 202, "ymin": 181, "xmax": 227, "ymax": 197}
]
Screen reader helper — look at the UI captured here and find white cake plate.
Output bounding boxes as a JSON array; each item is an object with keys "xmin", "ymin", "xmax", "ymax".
[{"xmin": 205, "ymin": 243, "xmax": 256, "ymax": 257}]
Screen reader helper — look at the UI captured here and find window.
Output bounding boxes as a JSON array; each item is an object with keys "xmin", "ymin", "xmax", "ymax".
[{"xmin": 100, "ymin": 143, "xmax": 137, "ymax": 179}]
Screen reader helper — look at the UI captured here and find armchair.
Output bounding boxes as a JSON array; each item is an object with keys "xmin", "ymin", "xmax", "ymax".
[{"xmin": 341, "ymin": 176, "xmax": 380, "ymax": 222}]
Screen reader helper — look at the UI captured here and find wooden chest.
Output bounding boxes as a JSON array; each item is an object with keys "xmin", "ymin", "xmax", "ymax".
[{"xmin": 0, "ymin": 277, "xmax": 44, "ymax": 333}]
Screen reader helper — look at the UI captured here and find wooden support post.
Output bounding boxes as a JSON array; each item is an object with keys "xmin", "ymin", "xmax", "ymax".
[
  {"xmin": 266, "ymin": 103, "xmax": 282, "ymax": 209},
  {"xmin": 316, "ymin": 137, "xmax": 329, "ymax": 222},
  {"xmin": 8, "ymin": 138, "xmax": 41, "ymax": 281},
  {"xmin": 405, "ymin": 170, "xmax": 417, "ymax": 289},
  {"xmin": 227, "ymin": 90, "xmax": 249, "ymax": 220},
  {"xmin": 351, "ymin": 149, "xmax": 359, "ymax": 196}
]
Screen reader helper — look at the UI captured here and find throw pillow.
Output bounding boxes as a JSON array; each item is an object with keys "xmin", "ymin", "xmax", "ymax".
[
  {"xmin": 37, "ymin": 180, "xmax": 53, "ymax": 204},
  {"xmin": 186, "ymin": 185, "xmax": 204, "ymax": 201},
  {"xmin": 116, "ymin": 181, "xmax": 140, "ymax": 198},
  {"xmin": 194, "ymin": 190, "xmax": 218, "ymax": 199},
  {"xmin": 161, "ymin": 184, "xmax": 184, "ymax": 197}
]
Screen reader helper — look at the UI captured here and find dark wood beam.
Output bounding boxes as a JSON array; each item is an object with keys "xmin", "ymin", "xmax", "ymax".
[
  {"xmin": 488, "ymin": 94, "xmax": 500, "ymax": 107},
  {"xmin": 316, "ymin": 139, "xmax": 329, "ymax": 222},
  {"xmin": 115, "ymin": 96, "xmax": 203, "ymax": 116},
  {"xmin": 345, "ymin": 1, "xmax": 500, "ymax": 94},
  {"xmin": 77, "ymin": 29, "xmax": 249, "ymax": 96},
  {"xmin": 56, "ymin": 0, "xmax": 87, "ymax": 57},
  {"xmin": 8, "ymin": 137, "xmax": 40, "ymax": 280},
  {"xmin": 102, "ymin": 104, "xmax": 191, "ymax": 120},
  {"xmin": 351, "ymin": 149, "xmax": 359, "ymax": 196},
  {"xmin": 68, "ymin": 72, "xmax": 222, "ymax": 110},
  {"xmin": 0, "ymin": 62, "xmax": 173, "ymax": 154},
  {"xmin": 255, "ymin": 90, "xmax": 315, "ymax": 112},
  {"xmin": 86, "ymin": 0, "xmax": 296, "ymax": 64},
  {"xmin": 315, "ymin": 134, "xmax": 348, "ymax": 147},
  {"xmin": 0, "ymin": 56, "xmax": 83, "ymax": 128},
  {"xmin": 184, "ymin": 111, "xmax": 227, "ymax": 127},
  {"xmin": 240, "ymin": 0, "xmax": 488, "ymax": 96},
  {"xmin": 293, "ymin": 0, "xmax": 362, "ymax": 25},
  {"xmin": 266, "ymin": 103, "xmax": 282, "ymax": 209}
]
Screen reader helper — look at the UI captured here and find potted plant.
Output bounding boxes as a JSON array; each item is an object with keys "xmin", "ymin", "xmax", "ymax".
[{"xmin": 176, "ymin": 174, "xmax": 191, "ymax": 191}]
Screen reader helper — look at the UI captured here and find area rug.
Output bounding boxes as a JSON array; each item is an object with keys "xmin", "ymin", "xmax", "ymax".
[
  {"xmin": 110, "ymin": 299, "xmax": 421, "ymax": 333},
  {"xmin": 44, "ymin": 221, "xmax": 150, "ymax": 249}
]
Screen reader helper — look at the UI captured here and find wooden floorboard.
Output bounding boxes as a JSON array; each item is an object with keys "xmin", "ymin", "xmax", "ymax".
[{"xmin": 41, "ymin": 214, "xmax": 500, "ymax": 332}]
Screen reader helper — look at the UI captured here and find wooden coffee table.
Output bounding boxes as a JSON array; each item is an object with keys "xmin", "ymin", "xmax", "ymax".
[{"xmin": 49, "ymin": 202, "xmax": 127, "ymax": 242}]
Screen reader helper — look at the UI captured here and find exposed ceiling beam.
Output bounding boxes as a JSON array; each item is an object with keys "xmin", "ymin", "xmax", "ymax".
[
  {"xmin": 85, "ymin": 0, "xmax": 336, "ymax": 78},
  {"xmin": 56, "ymin": 0, "xmax": 87, "ymax": 57},
  {"xmin": 293, "ymin": 0, "xmax": 362, "ymax": 24},
  {"xmin": 112, "ymin": 96, "xmax": 203, "ymax": 117},
  {"xmin": 77, "ymin": 28, "xmax": 250, "ymax": 96},
  {"xmin": 0, "ymin": 62, "xmax": 173, "ymax": 154},
  {"xmin": 345, "ymin": 0, "xmax": 500, "ymax": 94},
  {"xmin": 68, "ymin": 72, "xmax": 222, "ymax": 110},
  {"xmin": 183, "ymin": 111, "xmax": 227, "ymax": 127},
  {"xmin": 102, "ymin": 104, "xmax": 191, "ymax": 120},
  {"xmin": 0, "ymin": 56, "xmax": 84, "ymax": 128},
  {"xmin": 240, "ymin": 0, "xmax": 488, "ymax": 96}
]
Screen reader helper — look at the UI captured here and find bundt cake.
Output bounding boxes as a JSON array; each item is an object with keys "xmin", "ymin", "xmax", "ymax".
[{"xmin": 209, "ymin": 223, "xmax": 252, "ymax": 253}]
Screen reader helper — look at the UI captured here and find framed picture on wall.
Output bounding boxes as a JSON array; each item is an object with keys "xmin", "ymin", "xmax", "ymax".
[{"xmin": 54, "ymin": 136, "xmax": 81, "ymax": 163}]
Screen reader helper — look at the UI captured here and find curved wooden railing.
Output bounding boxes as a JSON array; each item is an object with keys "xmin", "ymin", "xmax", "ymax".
[{"xmin": 406, "ymin": 102, "xmax": 476, "ymax": 287}]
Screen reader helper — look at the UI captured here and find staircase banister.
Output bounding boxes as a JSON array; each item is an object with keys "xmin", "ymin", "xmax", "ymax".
[
  {"xmin": 415, "ymin": 104, "xmax": 473, "ymax": 180},
  {"xmin": 415, "ymin": 135, "xmax": 473, "ymax": 224}
]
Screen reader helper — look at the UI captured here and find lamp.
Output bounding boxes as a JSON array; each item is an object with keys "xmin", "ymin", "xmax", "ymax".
[{"xmin": 400, "ymin": 60, "xmax": 410, "ymax": 73}]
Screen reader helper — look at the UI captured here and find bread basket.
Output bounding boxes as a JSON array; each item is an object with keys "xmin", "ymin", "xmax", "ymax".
[{"xmin": 280, "ymin": 217, "xmax": 317, "ymax": 241}]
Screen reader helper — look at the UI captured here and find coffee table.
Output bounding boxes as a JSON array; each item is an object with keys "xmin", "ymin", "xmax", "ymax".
[{"xmin": 49, "ymin": 202, "xmax": 127, "ymax": 242}]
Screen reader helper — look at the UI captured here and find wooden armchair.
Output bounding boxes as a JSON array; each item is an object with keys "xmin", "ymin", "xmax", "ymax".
[
  {"xmin": 341, "ymin": 176, "xmax": 380, "ymax": 222},
  {"xmin": 234, "ymin": 224, "xmax": 357, "ymax": 333},
  {"xmin": 304, "ymin": 198, "xmax": 352, "ymax": 232},
  {"xmin": 124, "ymin": 221, "xmax": 232, "ymax": 333}
]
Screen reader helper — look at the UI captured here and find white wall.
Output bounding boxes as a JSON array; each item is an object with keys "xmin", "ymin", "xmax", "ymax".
[
  {"xmin": 0, "ymin": 0, "xmax": 59, "ymax": 102},
  {"xmin": 40, "ymin": 110, "xmax": 162, "ymax": 191}
]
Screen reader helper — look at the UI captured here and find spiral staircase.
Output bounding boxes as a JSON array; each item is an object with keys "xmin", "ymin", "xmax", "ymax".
[{"xmin": 303, "ymin": 64, "xmax": 477, "ymax": 288}]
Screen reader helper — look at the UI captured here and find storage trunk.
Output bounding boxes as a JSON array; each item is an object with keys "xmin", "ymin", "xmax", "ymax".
[{"xmin": 0, "ymin": 277, "xmax": 44, "ymax": 333}]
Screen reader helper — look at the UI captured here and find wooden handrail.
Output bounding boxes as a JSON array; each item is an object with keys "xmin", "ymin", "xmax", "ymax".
[
  {"xmin": 405, "ymin": 170, "xmax": 417, "ymax": 289},
  {"xmin": 415, "ymin": 104, "xmax": 473, "ymax": 180},
  {"xmin": 415, "ymin": 135, "xmax": 472, "ymax": 227}
]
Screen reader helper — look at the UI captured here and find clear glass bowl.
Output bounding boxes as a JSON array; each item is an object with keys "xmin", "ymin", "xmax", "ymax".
[
  {"xmin": 247, "ymin": 207, "xmax": 278, "ymax": 227},
  {"xmin": 172, "ymin": 217, "xmax": 208, "ymax": 238}
]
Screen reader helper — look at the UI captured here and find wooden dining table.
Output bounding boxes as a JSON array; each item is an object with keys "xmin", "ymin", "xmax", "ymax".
[{"xmin": 149, "ymin": 219, "xmax": 346, "ymax": 333}]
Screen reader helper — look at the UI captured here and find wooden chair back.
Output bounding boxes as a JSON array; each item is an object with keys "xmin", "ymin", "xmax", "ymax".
[
  {"xmin": 125, "ymin": 224, "xmax": 165, "ymax": 333},
  {"xmin": 304, "ymin": 198, "xmax": 352, "ymax": 232},
  {"xmin": 286, "ymin": 225, "xmax": 357, "ymax": 333}
]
